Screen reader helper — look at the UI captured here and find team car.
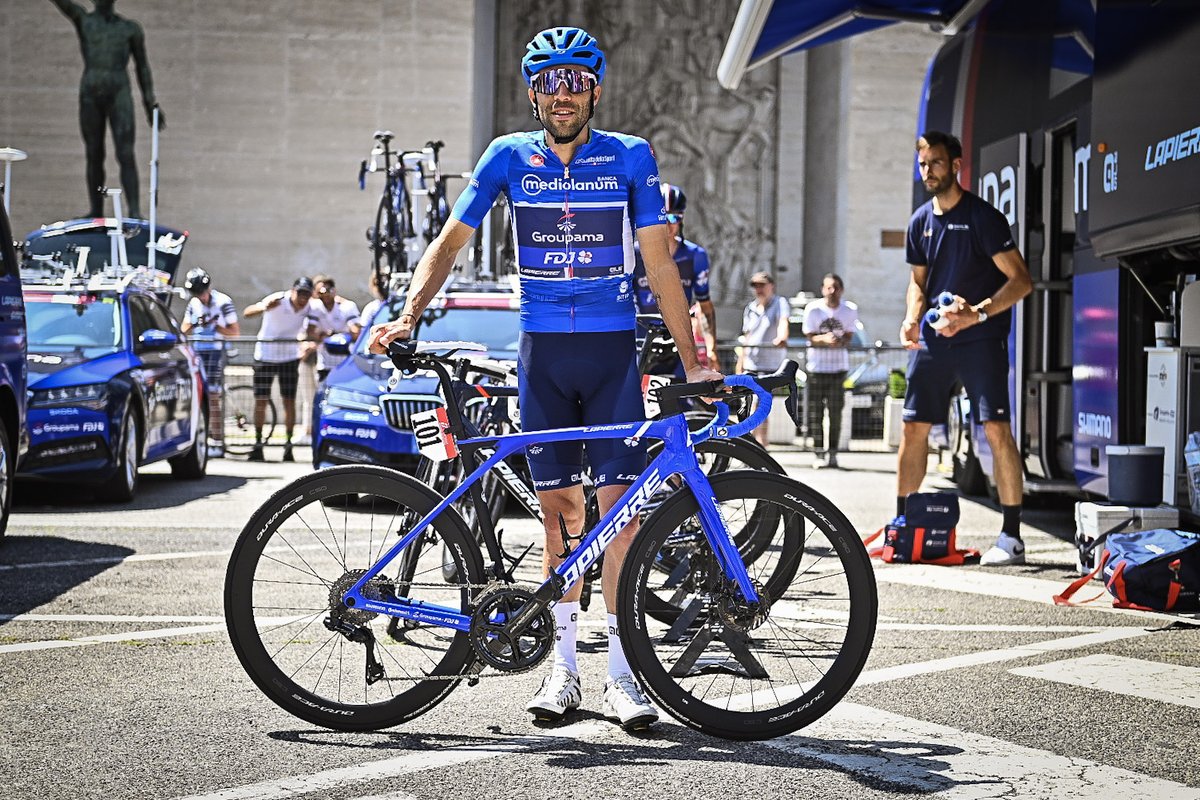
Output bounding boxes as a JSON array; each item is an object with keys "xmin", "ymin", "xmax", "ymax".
[
  {"xmin": 18, "ymin": 218, "xmax": 208, "ymax": 501},
  {"xmin": 312, "ymin": 284, "xmax": 520, "ymax": 470}
]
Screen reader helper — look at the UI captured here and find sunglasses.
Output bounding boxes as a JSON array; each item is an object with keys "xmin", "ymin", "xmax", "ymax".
[
  {"xmin": 751, "ymin": 282, "xmax": 769, "ymax": 288},
  {"xmin": 666, "ymin": 213, "xmax": 683, "ymax": 224},
  {"xmin": 531, "ymin": 68, "xmax": 597, "ymax": 95}
]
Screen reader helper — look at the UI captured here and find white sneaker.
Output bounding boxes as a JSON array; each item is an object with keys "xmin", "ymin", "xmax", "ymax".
[
  {"xmin": 980, "ymin": 532, "xmax": 1026, "ymax": 566},
  {"xmin": 526, "ymin": 665, "xmax": 582, "ymax": 721},
  {"xmin": 602, "ymin": 673, "xmax": 659, "ymax": 731}
]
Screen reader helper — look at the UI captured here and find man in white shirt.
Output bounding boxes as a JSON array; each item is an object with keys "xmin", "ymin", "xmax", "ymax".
[
  {"xmin": 310, "ymin": 274, "xmax": 362, "ymax": 382},
  {"xmin": 180, "ymin": 267, "xmax": 239, "ymax": 457},
  {"xmin": 736, "ymin": 271, "xmax": 790, "ymax": 448},
  {"xmin": 243, "ymin": 277, "xmax": 317, "ymax": 462},
  {"xmin": 802, "ymin": 273, "xmax": 858, "ymax": 469}
]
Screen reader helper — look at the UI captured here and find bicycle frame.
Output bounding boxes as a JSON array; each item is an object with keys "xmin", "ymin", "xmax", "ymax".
[{"xmin": 341, "ymin": 408, "xmax": 759, "ymax": 632}]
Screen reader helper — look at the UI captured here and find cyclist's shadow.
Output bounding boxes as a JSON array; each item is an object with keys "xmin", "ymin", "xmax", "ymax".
[{"xmin": 269, "ymin": 727, "xmax": 979, "ymax": 793}]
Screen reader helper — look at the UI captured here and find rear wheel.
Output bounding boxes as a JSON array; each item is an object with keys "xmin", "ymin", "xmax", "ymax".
[
  {"xmin": 619, "ymin": 472, "xmax": 876, "ymax": 740},
  {"xmin": 169, "ymin": 409, "xmax": 208, "ymax": 479},
  {"xmin": 370, "ymin": 186, "xmax": 410, "ymax": 298},
  {"xmin": 0, "ymin": 423, "xmax": 12, "ymax": 539},
  {"xmin": 225, "ymin": 465, "xmax": 484, "ymax": 731}
]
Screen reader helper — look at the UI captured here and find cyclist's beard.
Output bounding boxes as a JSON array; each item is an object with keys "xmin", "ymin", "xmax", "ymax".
[{"xmin": 534, "ymin": 97, "xmax": 594, "ymax": 145}]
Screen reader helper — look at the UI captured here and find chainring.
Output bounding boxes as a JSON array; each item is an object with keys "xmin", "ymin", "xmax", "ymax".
[{"xmin": 468, "ymin": 585, "xmax": 554, "ymax": 672}]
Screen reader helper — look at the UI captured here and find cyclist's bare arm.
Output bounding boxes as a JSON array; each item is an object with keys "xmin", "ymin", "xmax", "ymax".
[
  {"xmin": 697, "ymin": 298, "xmax": 717, "ymax": 352},
  {"xmin": 637, "ymin": 224, "xmax": 721, "ymax": 383},
  {"xmin": 368, "ymin": 218, "xmax": 476, "ymax": 353}
]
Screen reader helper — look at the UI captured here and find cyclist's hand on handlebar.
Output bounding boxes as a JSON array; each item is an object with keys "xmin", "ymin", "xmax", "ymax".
[
  {"xmin": 684, "ymin": 364, "xmax": 725, "ymax": 401},
  {"xmin": 368, "ymin": 319, "xmax": 414, "ymax": 354}
]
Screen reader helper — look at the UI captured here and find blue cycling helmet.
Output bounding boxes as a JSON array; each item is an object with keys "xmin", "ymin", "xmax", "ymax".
[{"xmin": 522, "ymin": 27, "xmax": 606, "ymax": 87}]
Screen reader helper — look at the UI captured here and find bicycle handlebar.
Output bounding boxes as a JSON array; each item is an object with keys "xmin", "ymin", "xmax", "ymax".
[{"xmin": 652, "ymin": 360, "xmax": 800, "ymax": 438}]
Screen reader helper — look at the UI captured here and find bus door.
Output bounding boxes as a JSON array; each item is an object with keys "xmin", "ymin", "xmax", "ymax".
[{"xmin": 1025, "ymin": 123, "xmax": 1079, "ymax": 484}]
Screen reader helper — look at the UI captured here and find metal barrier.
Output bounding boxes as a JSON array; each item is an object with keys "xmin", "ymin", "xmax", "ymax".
[
  {"xmin": 710, "ymin": 343, "xmax": 911, "ymax": 451},
  {"xmin": 188, "ymin": 336, "xmax": 319, "ymax": 450}
]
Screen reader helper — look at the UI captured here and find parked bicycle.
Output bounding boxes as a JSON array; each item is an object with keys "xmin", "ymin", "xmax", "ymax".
[
  {"xmin": 359, "ymin": 133, "xmax": 468, "ymax": 297},
  {"xmin": 225, "ymin": 340, "xmax": 877, "ymax": 740}
]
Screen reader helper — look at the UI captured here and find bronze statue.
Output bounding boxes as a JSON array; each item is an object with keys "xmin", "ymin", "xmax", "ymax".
[{"xmin": 49, "ymin": 0, "xmax": 164, "ymax": 219}]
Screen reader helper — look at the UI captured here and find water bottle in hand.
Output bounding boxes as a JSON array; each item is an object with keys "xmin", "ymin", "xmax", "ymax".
[{"xmin": 924, "ymin": 292, "xmax": 960, "ymax": 332}]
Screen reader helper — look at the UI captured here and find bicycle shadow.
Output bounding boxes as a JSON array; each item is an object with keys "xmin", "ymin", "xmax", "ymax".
[
  {"xmin": 268, "ymin": 725, "xmax": 984, "ymax": 794},
  {"xmin": 0, "ymin": 536, "xmax": 135, "ymax": 620}
]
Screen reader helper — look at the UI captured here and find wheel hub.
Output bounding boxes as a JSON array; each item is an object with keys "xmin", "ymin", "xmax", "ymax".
[
  {"xmin": 713, "ymin": 579, "xmax": 769, "ymax": 631},
  {"xmin": 329, "ymin": 569, "xmax": 393, "ymax": 626}
]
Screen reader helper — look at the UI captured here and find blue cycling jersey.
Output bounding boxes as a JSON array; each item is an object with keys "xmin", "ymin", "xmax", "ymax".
[
  {"xmin": 452, "ymin": 130, "xmax": 667, "ymax": 333},
  {"xmin": 632, "ymin": 238, "xmax": 711, "ymax": 314}
]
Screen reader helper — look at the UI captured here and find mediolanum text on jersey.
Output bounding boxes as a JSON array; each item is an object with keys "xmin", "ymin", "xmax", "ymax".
[{"xmin": 520, "ymin": 175, "xmax": 621, "ymax": 195}]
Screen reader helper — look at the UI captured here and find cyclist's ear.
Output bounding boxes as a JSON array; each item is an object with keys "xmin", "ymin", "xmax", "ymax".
[{"xmin": 528, "ymin": 88, "xmax": 539, "ymax": 121}]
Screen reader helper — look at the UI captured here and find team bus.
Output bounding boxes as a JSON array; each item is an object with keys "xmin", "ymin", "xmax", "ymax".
[
  {"xmin": 722, "ymin": 0, "xmax": 1200, "ymax": 515},
  {"xmin": 918, "ymin": 0, "xmax": 1200, "ymax": 514}
]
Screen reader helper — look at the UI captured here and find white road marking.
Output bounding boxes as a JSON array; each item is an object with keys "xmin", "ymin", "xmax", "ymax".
[
  {"xmin": 872, "ymin": 563, "xmax": 1200, "ymax": 624},
  {"xmin": 1011, "ymin": 654, "xmax": 1200, "ymax": 709},
  {"xmin": 0, "ymin": 613, "xmax": 226, "ymax": 623},
  {"xmin": 174, "ymin": 721, "xmax": 612, "ymax": 800},
  {"xmin": 0, "ymin": 623, "xmax": 227, "ymax": 654},
  {"xmin": 769, "ymin": 701, "xmax": 1200, "ymax": 799},
  {"xmin": 854, "ymin": 626, "xmax": 1153, "ymax": 686}
]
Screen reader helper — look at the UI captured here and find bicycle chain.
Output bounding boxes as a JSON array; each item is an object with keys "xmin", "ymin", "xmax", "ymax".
[{"xmin": 374, "ymin": 578, "xmax": 548, "ymax": 682}]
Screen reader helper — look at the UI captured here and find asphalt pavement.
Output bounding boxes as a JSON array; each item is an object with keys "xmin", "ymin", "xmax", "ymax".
[{"xmin": 1, "ymin": 445, "xmax": 1197, "ymax": 800}]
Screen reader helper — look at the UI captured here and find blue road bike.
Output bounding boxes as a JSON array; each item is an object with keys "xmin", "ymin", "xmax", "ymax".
[{"xmin": 225, "ymin": 341, "xmax": 877, "ymax": 740}]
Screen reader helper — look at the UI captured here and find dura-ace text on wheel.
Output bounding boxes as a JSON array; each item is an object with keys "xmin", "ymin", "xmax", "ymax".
[
  {"xmin": 225, "ymin": 464, "xmax": 485, "ymax": 731},
  {"xmin": 619, "ymin": 472, "xmax": 877, "ymax": 741}
]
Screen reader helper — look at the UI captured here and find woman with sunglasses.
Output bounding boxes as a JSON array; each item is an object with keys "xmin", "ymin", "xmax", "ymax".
[{"xmin": 368, "ymin": 26, "xmax": 722, "ymax": 733}]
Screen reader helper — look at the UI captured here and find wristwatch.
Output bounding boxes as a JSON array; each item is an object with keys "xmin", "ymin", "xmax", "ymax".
[{"xmin": 976, "ymin": 309, "xmax": 989, "ymax": 324}]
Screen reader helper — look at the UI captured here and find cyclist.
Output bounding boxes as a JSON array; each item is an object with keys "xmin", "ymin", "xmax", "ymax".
[
  {"xmin": 369, "ymin": 26, "xmax": 721, "ymax": 731},
  {"xmin": 632, "ymin": 183, "xmax": 717, "ymax": 375},
  {"xmin": 180, "ymin": 268, "xmax": 239, "ymax": 457}
]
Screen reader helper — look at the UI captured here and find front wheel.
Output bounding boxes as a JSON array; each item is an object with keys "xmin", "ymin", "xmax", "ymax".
[
  {"xmin": 225, "ymin": 465, "xmax": 485, "ymax": 731},
  {"xmin": 618, "ymin": 472, "xmax": 877, "ymax": 741},
  {"xmin": 99, "ymin": 409, "xmax": 140, "ymax": 502}
]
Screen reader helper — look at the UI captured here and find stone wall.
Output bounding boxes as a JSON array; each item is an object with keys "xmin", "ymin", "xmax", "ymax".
[
  {"xmin": 0, "ymin": 0, "xmax": 477, "ymax": 319},
  {"xmin": 494, "ymin": 0, "xmax": 780, "ymax": 337}
]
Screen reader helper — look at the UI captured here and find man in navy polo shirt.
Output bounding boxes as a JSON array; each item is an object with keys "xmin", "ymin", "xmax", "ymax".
[{"xmin": 900, "ymin": 131, "xmax": 1033, "ymax": 566}]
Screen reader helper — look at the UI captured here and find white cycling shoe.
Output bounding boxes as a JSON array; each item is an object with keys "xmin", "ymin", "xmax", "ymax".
[
  {"xmin": 602, "ymin": 673, "xmax": 659, "ymax": 731},
  {"xmin": 526, "ymin": 665, "xmax": 582, "ymax": 721},
  {"xmin": 980, "ymin": 532, "xmax": 1026, "ymax": 566}
]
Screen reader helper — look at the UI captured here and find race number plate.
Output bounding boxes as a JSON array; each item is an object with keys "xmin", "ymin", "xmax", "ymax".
[
  {"xmin": 411, "ymin": 406, "xmax": 458, "ymax": 461},
  {"xmin": 641, "ymin": 374, "xmax": 672, "ymax": 418}
]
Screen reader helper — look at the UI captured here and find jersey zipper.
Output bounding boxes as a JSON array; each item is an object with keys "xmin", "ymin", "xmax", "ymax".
[{"xmin": 563, "ymin": 163, "xmax": 575, "ymax": 332}]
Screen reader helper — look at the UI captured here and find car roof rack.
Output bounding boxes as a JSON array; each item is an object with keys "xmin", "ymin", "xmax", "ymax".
[{"xmin": 21, "ymin": 249, "xmax": 174, "ymax": 296}]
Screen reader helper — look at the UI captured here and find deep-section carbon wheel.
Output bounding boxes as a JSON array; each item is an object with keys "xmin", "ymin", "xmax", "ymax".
[
  {"xmin": 619, "ymin": 472, "xmax": 877, "ymax": 741},
  {"xmin": 225, "ymin": 465, "xmax": 484, "ymax": 731}
]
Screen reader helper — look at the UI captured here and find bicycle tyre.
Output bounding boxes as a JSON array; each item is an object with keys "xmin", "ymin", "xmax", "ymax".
[
  {"xmin": 224, "ymin": 385, "xmax": 274, "ymax": 454},
  {"xmin": 644, "ymin": 436, "xmax": 785, "ymax": 573},
  {"xmin": 225, "ymin": 464, "xmax": 485, "ymax": 731},
  {"xmin": 619, "ymin": 471, "xmax": 876, "ymax": 741},
  {"xmin": 371, "ymin": 193, "xmax": 400, "ymax": 299}
]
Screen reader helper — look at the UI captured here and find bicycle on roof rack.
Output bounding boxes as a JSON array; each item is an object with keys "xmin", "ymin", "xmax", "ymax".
[
  {"xmin": 359, "ymin": 133, "xmax": 470, "ymax": 297},
  {"xmin": 225, "ymin": 339, "xmax": 877, "ymax": 741}
]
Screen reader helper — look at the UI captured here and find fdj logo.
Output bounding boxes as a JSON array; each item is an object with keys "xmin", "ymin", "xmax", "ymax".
[
  {"xmin": 1103, "ymin": 151, "xmax": 1119, "ymax": 193},
  {"xmin": 545, "ymin": 251, "xmax": 579, "ymax": 265}
]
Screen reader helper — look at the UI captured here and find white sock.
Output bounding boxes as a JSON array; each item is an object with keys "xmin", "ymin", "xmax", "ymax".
[
  {"xmin": 607, "ymin": 612, "xmax": 631, "ymax": 678},
  {"xmin": 552, "ymin": 602, "xmax": 579, "ymax": 673}
]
